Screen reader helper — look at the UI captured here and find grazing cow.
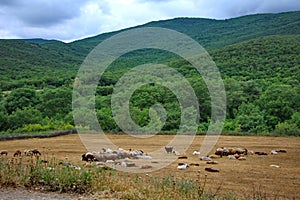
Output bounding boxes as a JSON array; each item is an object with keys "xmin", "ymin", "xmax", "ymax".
[
  {"xmin": 271, "ymin": 149, "xmax": 287, "ymax": 154},
  {"xmin": 227, "ymin": 155, "xmax": 236, "ymax": 159},
  {"xmin": 205, "ymin": 167, "xmax": 219, "ymax": 172},
  {"xmin": 270, "ymin": 164, "xmax": 280, "ymax": 168},
  {"xmin": 200, "ymin": 156, "xmax": 211, "ymax": 161},
  {"xmin": 234, "ymin": 153, "xmax": 245, "ymax": 159},
  {"xmin": 248, "ymin": 150, "xmax": 254, "ymax": 155},
  {"xmin": 126, "ymin": 162, "xmax": 136, "ymax": 167},
  {"xmin": 102, "ymin": 147, "xmax": 113, "ymax": 154},
  {"xmin": 235, "ymin": 148, "xmax": 247, "ymax": 155},
  {"xmin": 82, "ymin": 152, "xmax": 96, "ymax": 162},
  {"xmin": 31, "ymin": 149, "xmax": 41, "ymax": 156},
  {"xmin": 215, "ymin": 147, "xmax": 247, "ymax": 157},
  {"xmin": 271, "ymin": 150, "xmax": 278, "ymax": 155},
  {"xmin": 24, "ymin": 150, "xmax": 33, "ymax": 156},
  {"xmin": 177, "ymin": 163, "xmax": 189, "ymax": 170},
  {"xmin": 117, "ymin": 150, "xmax": 131, "ymax": 159},
  {"xmin": 209, "ymin": 155, "xmax": 221, "ymax": 159},
  {"xmin": 207, "ymin": 161, "xmax": 218, "ymax": 164},
  {"xmin": 104, "ymin": 153, "xmax": 118, "ymax": 161},
  {"xmin": 13, "ymin": 150, "xmax": 22, "ymax": 157},
  {"xmin": 173, "ymin": 150, "xmax": 180, "ymax": 156},
  {"xmin": 141, "ymin": 165, "xmax": 153, "ymax": 169},
  {"xmin": 278, "ymin": 149, "xmax": 287, "ymax": 153},
  {"xmin": 0, "ymin": 150, "xmax": 8, "ymax": 156},
  {"xmin": 178, "ymin": 155, "xmax": 188, "ymax": 159},
  {"xmin": 255, "ymin": 151, "xmax": 268, "ymax": 155},
  {"xmin": 136, "ymin": 155, "xmax": 152, "ymax": 160},
  {"xmin": 129, "ymin": 149, "xmax": 144, "ymax": 157},
  {"xmin": 165, "ymin": 146, "xmax": 173, "ymax": 154}
]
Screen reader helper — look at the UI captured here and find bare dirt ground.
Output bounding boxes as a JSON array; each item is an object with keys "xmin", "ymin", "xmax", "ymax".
[
  {"xmin": 0, "ymin": 187, "xmax": 94, "ymax": 200},
  {"xmin": 0, "ymin": 134, "xmax": 299, "ymax": 199}
]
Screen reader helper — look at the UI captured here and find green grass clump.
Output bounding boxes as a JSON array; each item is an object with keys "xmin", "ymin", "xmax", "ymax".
[{"xmin": 0, "ymin": 156, "xmax": 241, "ymax": 199}]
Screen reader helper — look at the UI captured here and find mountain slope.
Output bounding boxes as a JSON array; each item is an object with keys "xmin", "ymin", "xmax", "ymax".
[
  {"xmin": 0, "ymin": 11, "xmax": 300, "ymax": 134},
  {"xmin": 71, "ymin": 11, "xmax": 300, "ymax": 52},
  {"xmin": 0, "ymin": 11, "xmax": 299, "ymax": 90}
]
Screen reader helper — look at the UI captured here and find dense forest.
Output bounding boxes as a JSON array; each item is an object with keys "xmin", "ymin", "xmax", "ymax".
[{"xmin": 0, "ymin": 11, "xmax": 299, "ymax": 136}]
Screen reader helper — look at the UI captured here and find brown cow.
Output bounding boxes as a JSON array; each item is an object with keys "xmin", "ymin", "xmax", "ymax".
[
  {"xmin": 205, "ymin": 167, "xmax": 219, "ymax": 172},
  {"xmin": 31, "ymin": 149, "xmax": 41, "ymax": 156},
  {"xmin": 0, "ymin": 150, "xmax": 8, "ymax": 156},
  {"xmin": 13, "ymin": 150, "xmax": 22, "ymax": 157}
]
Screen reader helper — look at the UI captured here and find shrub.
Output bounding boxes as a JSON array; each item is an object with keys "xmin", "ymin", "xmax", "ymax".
[{"xmin": 274, "ymin": 122, "xmax": 300, "ymax": 136}]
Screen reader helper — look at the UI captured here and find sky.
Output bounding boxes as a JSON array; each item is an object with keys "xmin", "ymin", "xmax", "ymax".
[{"xmin": 0, "ymin": 0, "xmax": 299, "ymax": 42}]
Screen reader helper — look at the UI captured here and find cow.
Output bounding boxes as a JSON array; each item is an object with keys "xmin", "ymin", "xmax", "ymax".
[
  {"xmin": 165, "ymin": 146, "xmax": 173, "ymax": 154},
  {"xmin": 24, "ymin": 149, "xmax": 33, "ymax": 156},
  {"xmin": 13, "ymin": 150, "xmax": 22, "ymax": 157},
  {"xmin": 215, "ymin": 147, "xmax": 247, "ymax": 157},
  {"xmin": 177, "ymin": 163, "xmax": 189, "ymax": 170},
  {"xmin": 255, "ymin": 151, "xmax": 268, "ymax": 155},
  {"xmin": 205, "ymin": 167, "xmax": 219, "ymax": 172},
  {"xmin": 82, "ymin": 152, "xmax": 96, "ymax": 162},
  {"xmin": 31, "ymin": 149, "xmax": 41, "ymax": 156},
  {"xmin": 0, "ymin": 150, "xmax": 8, "ymax": 156}
]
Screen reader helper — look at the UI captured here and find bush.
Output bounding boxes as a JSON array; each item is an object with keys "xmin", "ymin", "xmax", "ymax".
[
  {"xmin": 19, "ymin": 124, "xmax": 49, "ymax": 132},
  {"xmin": 7, "ymin": 107, "xmax": 43, "ymax": 130},
  {"xmin": 274, "ymin": 122, "xmax": 300, "ymax": 136}
]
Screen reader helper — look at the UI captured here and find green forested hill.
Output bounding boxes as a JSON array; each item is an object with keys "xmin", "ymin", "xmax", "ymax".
[
  {"xmin": 1, "ymin": 11, "xmax": 300, "ymax": 90},
  {"xmin": 212, "ymin": 34, "xmax": 300, "ymax": 80},
  {"xmin": 71, "ymin": 11, "xmax": 300, "ymax": 52},
  {"xmin": 0, "ymin": 11, "xmax": 300, "ymax": 135}
]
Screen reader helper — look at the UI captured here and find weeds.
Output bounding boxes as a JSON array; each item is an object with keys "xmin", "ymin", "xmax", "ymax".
[{"xmin": 0, "ymin": 156, "xmax": 242, "ymax": 199}]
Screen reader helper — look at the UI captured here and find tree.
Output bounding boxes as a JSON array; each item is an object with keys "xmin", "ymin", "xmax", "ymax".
[
  {"xmin": 7, "ymin": 107, "xmax": 43, "ymax": 130},
  {"xmin": 96, "ymin": 108, "xmax": 118, "ymax": 131},
  {"xmin": 37, "ymin": 87, "xmax": 72, "ymax": 118},
  {"xmin": 224, "ymin": 78, "xmax": 246, "ymax": 119},
  {"xmin": 0, "ymin": 111, "xmax": 8, "ymax": 131},
  {"xmin": 236, "ymin": 103, "xmax": 268, "ymax": 133},
  {"xmin": 5, "ymin": 88, "xmax": 38, "ymax": 114},
  {"xmin": 257, "ymin": 84, "xmax": 295, "ymax": 128}
]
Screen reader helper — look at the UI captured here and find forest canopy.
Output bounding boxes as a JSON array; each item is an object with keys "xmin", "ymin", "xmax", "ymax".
[{"xmin": 0, "ymin": 11, "xmax": 300, "ymax": 136}]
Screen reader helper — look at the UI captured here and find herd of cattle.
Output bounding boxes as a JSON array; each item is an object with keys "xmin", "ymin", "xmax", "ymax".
[
  {"xmin": 0, "ymin": 148, "xmax": 42, "ymax": 157},
  {"xmin": 0, "ymin": 145, "xmax": 287, "ymax": 172},
  {"xmin": 80, "ymin": 145, "xmax": 287, "ymax": 171}
]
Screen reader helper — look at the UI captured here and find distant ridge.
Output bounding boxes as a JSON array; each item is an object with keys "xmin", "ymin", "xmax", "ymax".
[
  {"xmin": 70, "ymin": 10, "xmax": 300, "ymax": 51},
  {"xmin": 20, "ymin": 38, "xmax": 61, "ymax": 44}
]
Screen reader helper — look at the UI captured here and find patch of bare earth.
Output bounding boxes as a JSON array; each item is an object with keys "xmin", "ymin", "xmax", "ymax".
[
  {"xmin": 0, "ymin": 134, "xmax": 299, "ymax": 199},
  {"xmin": 0, "ymin": 187, "xmax": 95, "ymax": 200}
]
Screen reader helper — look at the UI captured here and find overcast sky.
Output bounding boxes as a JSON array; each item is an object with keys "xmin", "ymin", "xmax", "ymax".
[{"xmin": 0, "ymin": 0, "xmax": 299, "ymax": 42}]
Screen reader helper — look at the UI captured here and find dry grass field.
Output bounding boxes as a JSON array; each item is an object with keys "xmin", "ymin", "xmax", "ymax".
[{"xmin": 0, "ymin": 134, "xmax": 299, "ymax": 199}]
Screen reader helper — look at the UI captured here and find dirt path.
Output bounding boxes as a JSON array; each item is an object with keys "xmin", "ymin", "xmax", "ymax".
[{"xmin": 0, "ymin": 187, "xmax": 93, "ymax": 200}]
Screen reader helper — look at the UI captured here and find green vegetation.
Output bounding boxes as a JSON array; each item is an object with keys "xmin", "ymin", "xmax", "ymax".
[
  {"xmin": 0, "ymin": 11, "xmax": 300, "ymax": 135},
  {"xmin": 0, "ymin": 156, "xmax": 246, "ymax": 199}
]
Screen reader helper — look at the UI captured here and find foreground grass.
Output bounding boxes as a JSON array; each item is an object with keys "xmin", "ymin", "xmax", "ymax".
[{"xmin": 0, "ymin": 156, "xmax": 244, "ymax": 199}]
